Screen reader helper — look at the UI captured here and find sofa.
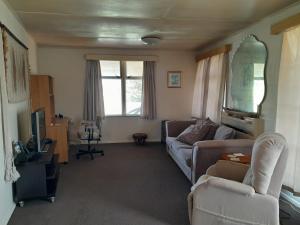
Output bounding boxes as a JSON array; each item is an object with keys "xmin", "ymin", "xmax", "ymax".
[{"xmin": 165, "ymin": 120, "xmax": 254, "ymax": 183}]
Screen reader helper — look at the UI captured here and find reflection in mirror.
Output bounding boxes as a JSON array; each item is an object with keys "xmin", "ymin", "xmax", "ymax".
[{"xmin": 226, "ymin": 35, "xmax": 267, "ymax": 115}]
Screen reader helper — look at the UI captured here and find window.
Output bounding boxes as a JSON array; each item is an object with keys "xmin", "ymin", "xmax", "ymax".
[{"xmin": 100, "ymin": 60, "xmax": 143, "ymax": 116}]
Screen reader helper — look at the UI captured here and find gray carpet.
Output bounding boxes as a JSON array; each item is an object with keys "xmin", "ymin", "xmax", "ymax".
[{"xmin": 8, "ymin": 143, "xmax": 191, "ymax": 225}]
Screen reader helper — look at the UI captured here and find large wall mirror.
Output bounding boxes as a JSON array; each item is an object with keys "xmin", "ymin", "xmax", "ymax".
[{"xmin": 225, "ymin": 35, "xmax": 267, "ymax": 116}]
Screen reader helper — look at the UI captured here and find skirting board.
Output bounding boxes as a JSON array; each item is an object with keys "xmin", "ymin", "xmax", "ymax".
[{"xmin": 69, "ymin": 139, "xmax": 161, "ymax": 145}]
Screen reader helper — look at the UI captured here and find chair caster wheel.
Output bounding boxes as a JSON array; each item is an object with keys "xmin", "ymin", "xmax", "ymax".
[
  {"xmin": 18, "ymin": 201, "xmax": 24, "ymax": 207},
  {"xmin": 49, "ymin": 197, "xmax": 55, "ymax": 203}
]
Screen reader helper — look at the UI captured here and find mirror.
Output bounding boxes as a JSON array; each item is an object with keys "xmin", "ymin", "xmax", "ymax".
[{"xmin": 226, "ymin": 35, "xmax": 267, "ymax": 116}]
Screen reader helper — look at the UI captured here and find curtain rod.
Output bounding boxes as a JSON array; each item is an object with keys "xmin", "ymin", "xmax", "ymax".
[
  {"xmin": 195, "ymin": 44, "xmax": 232, "ymax": 62},
  {"xmin": 0, "ymin": 22, "xmax": 28, "ymax": 50},
  {"xmin": 271, "ymin": 12, "xmax": 300, "ymax": 35}
]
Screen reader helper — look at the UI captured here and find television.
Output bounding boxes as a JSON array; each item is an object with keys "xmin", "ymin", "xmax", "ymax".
[{"xmin": 31, "ymin": 109, "xmax": 46, "ymax": 152}]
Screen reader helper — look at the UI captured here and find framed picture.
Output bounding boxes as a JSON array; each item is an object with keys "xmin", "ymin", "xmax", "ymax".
[{"xmin": 167, "ymin": 71, "xmax": 181, "ymax": 88}]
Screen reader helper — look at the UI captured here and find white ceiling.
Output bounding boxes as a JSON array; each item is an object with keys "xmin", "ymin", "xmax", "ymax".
[{"xmin": 7, "ymin": 0, "xmax": 299, "ymax": 50}]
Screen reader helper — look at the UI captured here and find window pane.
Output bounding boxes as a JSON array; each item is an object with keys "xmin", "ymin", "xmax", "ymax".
[
  {"xmin": 102, "ymin": 79, "xmax": 122, "ymax": 115},
  {"xmin": 126, "ymin": 79, "xmax": 142, "ymax": 115},
  {"xmin": 254, "ymin": 63, "xmax": 264, "ymax": 78},
  {"xmin": 100, "ymin": 60, "xmax": 120, "ymax": 77},
  {"xmin": 126, "ymin": 61, "xmax": 143, "ymax": 77}
]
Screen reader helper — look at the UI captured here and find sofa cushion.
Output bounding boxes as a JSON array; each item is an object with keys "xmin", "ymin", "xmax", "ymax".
[
  {"xmin": 214, "ymin": 125, "xmax": 236, "ymax": 140},
  {"xmin": 177, "ymin": 124, "xmax": 195, "ymax": 137},
  {"xmin": 203, "ymin": 118, "xmax": 219, "ymax": 140},
  {"xmin": 176, "ymin": 118, "xmax": 218, "ymax": 145},
  {"xmin": 166, "ymin": 137, "xmax": 193, "ymax": 167}
]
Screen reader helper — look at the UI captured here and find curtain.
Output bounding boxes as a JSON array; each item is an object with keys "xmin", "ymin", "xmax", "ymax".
[
  {"xmin": 276, "ymin": 26, "xmax": 300, "ymax": 193},
  {"xmin": 192, "ymin": 53, "xmax": 228, "ymax": 123},
  {"xmin": 205, "ymin": 53, "xmax": 228, "ymax": 123},
  {"xmin": 142, "ymin": 61, "xmax": 157, "ymax": 120},
  {"xmin": 1, "ymin": 29, "xmax": 32, "ymax": 182},
  {"xmin": 192, "ymin": 58, "xmax": 210, "ymax": 118},
  {"xmin": 83, "ymin": 60, "xmax": 105, "ymax": 121}
]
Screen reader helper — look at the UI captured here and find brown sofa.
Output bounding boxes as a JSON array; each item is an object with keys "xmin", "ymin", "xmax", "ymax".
[{"xmin": 165, "ymin": 120, "xmax": 254, "ymax": 183}]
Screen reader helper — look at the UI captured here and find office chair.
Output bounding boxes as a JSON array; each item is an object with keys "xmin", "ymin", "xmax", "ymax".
[{"xmin": 76, "ymin": 120, "xmax": 104, "ymax": 160}]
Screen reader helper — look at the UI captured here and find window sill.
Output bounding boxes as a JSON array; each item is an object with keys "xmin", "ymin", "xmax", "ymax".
[{"xmin": 105, "ymin": 115, "xmax": 141, "ymax": 118}]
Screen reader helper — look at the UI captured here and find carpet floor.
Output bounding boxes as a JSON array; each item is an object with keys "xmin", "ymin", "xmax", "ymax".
[{"xmin": 8, "ymin": 143, "xmax": 191, "ymax": 225}]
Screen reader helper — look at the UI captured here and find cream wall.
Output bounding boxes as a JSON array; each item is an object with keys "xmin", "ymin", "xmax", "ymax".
[
  {"xmin": 198, "ymin": 2, "xmax": 300, "ymax": 132},
  {"xmin": 0, "ymin": 0, "xmax": 38, "ymax": 224},
  {"xmin": 37, "ymin": 47, "xmax": 196, "ymax": 143}
]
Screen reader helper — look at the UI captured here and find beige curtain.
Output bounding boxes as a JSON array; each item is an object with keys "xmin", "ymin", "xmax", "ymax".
[
  {"xmin": 192, "ymin": 53, "xmax": 228, "ymax": 123},
  {"xmin": 0, "ymin": 29, "xmax": 31, "ymax": 182},
  {"xmin": 205, "ymin": 53, "xmax": 228, "ymax": 122},
  {"xmin": 192, "ymin": 58, "xmax": 210, "ymax": 118},
  {"xmin": 276, "ymin": 26, "xmax": 300, "ymax": 193},
  {"xmin": 142, "ymin": 61, "xmax": 157, "ymax": 120}
]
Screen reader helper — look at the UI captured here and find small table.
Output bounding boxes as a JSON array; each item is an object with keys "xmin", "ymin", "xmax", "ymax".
[
  {"xmin": 132, "ymin": 133, "xmax": 147, "ymax": 145},
  {"xmin": 221, "ymin": 153, "xmax": 251, "ymax": 164}
]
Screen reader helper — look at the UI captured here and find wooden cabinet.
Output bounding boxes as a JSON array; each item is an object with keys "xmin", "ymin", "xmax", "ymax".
[
  {"xmin": 30, "ymin": 75, "xmax": 69, "ymax": 163},
  {"xmin": 30, "ymin": 75, "xmax": 54, "ymax": 125},
  {"xmin": 47, "ymin": 118, "xmax": 69, "ymax": 163}
]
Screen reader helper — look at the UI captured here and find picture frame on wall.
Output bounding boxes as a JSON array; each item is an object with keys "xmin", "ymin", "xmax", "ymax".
[{"xmin": 167, "ymin": 71, "xmax": 181, "ymax": 88}]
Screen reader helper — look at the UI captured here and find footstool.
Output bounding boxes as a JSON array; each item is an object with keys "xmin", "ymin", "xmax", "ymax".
[{"xmin": 132, "ymin": 133, "xmax": 148, "ymax": 145}]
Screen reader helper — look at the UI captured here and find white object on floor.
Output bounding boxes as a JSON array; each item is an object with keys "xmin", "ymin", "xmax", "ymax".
[
  {"xmin": 233, "ymin": 153, "xmax": 245, "ymax": 156},
  {"xmin": 230, "ymin": 157, "xmax": 240, "ymax": 161}
]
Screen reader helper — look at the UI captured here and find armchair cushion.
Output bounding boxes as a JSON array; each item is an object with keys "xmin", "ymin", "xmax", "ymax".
[{"xmin": 207, "ymin": 160, "xmax": 249, "ymax": 182}]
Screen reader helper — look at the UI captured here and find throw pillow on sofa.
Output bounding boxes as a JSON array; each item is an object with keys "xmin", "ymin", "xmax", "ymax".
[
  {"xmin": 176, "ymin": 118, "xmax": 218, "ymax": 145},
  {"xmin": 214, "ymin": 125, "xmax": 236, "ymax": 140}
]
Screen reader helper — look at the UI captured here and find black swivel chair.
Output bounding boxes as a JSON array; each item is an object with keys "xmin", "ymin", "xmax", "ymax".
[{"xmin": 76, "ymin": 122, "xmax": 104, "ymax": 160}]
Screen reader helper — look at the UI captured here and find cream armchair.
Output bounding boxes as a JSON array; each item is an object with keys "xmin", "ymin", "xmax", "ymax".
[{"xmin": 188, "ymin": 133, "xmax": 288, "ymax": 225}]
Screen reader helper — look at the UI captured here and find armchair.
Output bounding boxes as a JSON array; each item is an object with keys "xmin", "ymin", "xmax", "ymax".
[{"xmin": 188, "ymin": 133, "xmax": 288, "ymax": 225}]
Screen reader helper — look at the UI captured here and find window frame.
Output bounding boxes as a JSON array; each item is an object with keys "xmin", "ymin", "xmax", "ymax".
[{"xmin": 100, "ymin": 60, "xmax": 143, "ymax": 117}]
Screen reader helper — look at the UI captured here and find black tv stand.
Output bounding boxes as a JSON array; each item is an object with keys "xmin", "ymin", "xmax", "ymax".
[{"xmin": 13, "ymin": 141, "xmax": 59, "ymax": 207}]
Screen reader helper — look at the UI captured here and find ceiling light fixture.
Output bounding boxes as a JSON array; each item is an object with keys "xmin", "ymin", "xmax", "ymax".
[{"xmin": 141, "ymin": 36, "xmax": 161, "ymax": 45}]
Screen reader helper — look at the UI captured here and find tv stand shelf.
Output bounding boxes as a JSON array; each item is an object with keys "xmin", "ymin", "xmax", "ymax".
[{"xmin": 13, "ymin": 141, "xmax": 59, "ymax": 207}]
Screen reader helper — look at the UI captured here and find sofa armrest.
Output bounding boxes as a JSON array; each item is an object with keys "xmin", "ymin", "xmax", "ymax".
[
  {"xmin": 165, "ymin": 120, "xmax": 196, "ymax": 137},
  {"xmin": 191, "ymin": 139, "xmax": 254, "ymax": 183}
]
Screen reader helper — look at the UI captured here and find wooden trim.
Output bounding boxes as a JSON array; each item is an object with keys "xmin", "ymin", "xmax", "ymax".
[
  {"xmin": 195, "ymin": 44, "xmax": 232, "ymax": 62},
  {"xmin": 271, "ymin": 13, "xmax": 300, "ymax": 35},
  {"xmin": 85, "ymin": 54, "xmax": 158, "ymax": 62},
  {"xmin": 0, "ymin": 22, "xmax": 28, "ymax": 49}
]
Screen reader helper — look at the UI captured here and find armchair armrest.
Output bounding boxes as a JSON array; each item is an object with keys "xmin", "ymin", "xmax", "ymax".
[
  {"xmin": 206, "ymin": 160, "xmax": 250, "ymax": 182},
  {"xmin": 191, "ymin": 139, "xmax": 254, "ymax": 183},
  {"xmin": 205, "ymin": 176, "xmax": 255, "ymax": 196},
  {"xmin": 165, "ymin": 120, "xmax": 196, "ymax": 137}
]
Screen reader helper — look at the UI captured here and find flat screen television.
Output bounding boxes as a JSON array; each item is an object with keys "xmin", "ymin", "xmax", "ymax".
[{"xmin": 31, "ymin": 109, "xmax": 46, "ymax": 152}]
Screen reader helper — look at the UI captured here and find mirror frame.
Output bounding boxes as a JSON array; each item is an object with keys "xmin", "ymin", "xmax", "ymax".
[{"xmin": 224, "ymin": 34, "xmax": 268, "ymax": 118}]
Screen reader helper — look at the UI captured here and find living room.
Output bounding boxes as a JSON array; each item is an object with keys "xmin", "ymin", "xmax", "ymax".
[{"xmin": 1, "ymin": 0, "xmax": 300, "ymax": 225}]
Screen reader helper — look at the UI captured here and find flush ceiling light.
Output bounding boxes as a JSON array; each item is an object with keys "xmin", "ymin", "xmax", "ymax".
[{"xmin": 141, "ymin": 36, "xmax": 161, "ymax": 45}]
